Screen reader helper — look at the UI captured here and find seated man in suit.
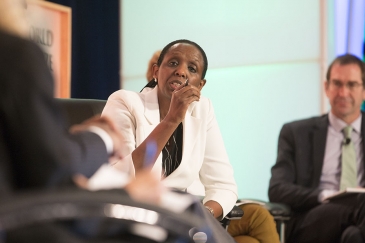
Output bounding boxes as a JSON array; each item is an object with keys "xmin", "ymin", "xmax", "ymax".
[{"xmin": 269, "ymin": 54, "xmax": 365, "ymax": 243}]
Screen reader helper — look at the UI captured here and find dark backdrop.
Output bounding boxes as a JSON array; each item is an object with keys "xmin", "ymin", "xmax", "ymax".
[{"xmin": 46, "ymin": 0, "xmax": 120, "ymax": 99}]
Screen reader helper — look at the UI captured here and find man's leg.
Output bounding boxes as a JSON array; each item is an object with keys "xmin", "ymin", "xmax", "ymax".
[
  {"xmin": 228, "ymin": 204, "xmax": 280, "ymax": 243},
  {"xmin": 288, "ymin": 203, "xmax": 354, "ymax": 243},
  {"xmin": 355, "ymin": 194, "xmax": 365, "ymax": 242}
]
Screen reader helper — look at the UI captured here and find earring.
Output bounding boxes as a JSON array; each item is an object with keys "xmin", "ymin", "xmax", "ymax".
[{"xmin": 154, "ymin": 78, "xmax": 157, "ymax": 84}]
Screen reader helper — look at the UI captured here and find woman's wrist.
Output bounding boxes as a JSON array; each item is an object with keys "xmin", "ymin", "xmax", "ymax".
[{"xmin": 160, "ymin": 115, "xmax": 181, "ymax": 127}]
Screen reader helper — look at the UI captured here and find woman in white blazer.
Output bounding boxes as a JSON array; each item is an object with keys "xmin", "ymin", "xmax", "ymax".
[
  {"xmin": 103, "ymin": 39, "xmax": 280, "ymax": 243},
  {"xmin": 103, "ymin": 39, "xmax": 237, "ymax": 219}
]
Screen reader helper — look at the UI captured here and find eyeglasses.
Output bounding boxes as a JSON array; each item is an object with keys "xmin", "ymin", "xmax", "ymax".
[{"xmin": 329, "ymin": 80, "xmax": 364, "ymax": 91}]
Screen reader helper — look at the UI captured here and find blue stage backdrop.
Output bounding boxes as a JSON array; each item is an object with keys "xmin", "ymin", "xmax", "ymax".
[
  {"xmin": 332, "ymin": 0, "xmax": 365, "ymax": 110},
  {"xmin": 46, "ymin": 0, "xmax": 120, "ymax": 100}
]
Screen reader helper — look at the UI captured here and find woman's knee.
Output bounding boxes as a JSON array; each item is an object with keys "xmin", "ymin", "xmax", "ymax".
[
  {"xmin": 235, "ymin": 203, "xmax": 280, "ymax": 243},
  {"xmin": 240, "ymin": 203, "xmax": 272, "ymax": 225},
  {"xmin": 228, "ymin": 204, "xmax": 273, "ymax": 236}
]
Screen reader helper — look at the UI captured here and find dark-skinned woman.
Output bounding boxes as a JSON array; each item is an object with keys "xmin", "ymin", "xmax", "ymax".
[{"xmin": 102, "ymin": 39, "xmax": 280, "ymax": 243}]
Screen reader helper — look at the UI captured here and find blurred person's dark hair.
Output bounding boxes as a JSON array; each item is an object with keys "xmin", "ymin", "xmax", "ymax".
[{"xmin": 146, "ymin": 50, "xmax": 161, "ymax": 82}]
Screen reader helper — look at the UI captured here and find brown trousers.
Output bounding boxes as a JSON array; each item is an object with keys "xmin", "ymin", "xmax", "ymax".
[{"xmin": 228, "ymin": 204, "xmax": 280, "ymax": 243}]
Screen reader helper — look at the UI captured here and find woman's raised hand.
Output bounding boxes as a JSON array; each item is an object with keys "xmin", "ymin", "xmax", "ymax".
[{"xmin": 165, "ymin": 82, "xmax": 201, "ymax": 124}]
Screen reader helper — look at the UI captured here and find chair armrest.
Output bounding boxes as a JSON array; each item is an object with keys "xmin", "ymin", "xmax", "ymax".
[
  {"xmin": 263, "ymin": 202, "xmax": 291, "ymax": 218},
  {"xmin": 225, "ymin": 205, "xmax": 244, "ymax": 220},
  {"xmin": 220, "ymin": 205, "xmax": 244, "ymax": 229},
  {"xmin": 237, "ymin": 199, "xmax": 291, "ymax": 219}
]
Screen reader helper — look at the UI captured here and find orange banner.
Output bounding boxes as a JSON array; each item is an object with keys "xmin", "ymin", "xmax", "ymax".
[{"xmin": 27, "ymin": 0, "xmax": 71, "ymax": 98}]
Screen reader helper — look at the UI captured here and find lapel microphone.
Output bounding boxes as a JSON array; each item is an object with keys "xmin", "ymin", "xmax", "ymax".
[{"xmin": 343, "ymin": 138, "xmax": 351, "ymax": 145}]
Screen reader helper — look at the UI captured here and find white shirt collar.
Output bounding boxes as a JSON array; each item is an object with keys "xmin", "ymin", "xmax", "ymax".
[{"xmin": 328, "ymin": 112, "xmax": 362, "ymax": 134}]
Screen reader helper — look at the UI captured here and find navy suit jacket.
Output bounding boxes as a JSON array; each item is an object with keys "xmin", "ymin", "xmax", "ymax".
[
  {"xmin": 0, "ymin": 30, "xmax": 108, "ymax": 194},
  {"xmin": 269, "ymin": 113, "xmax": 365, "ymax": 212}
]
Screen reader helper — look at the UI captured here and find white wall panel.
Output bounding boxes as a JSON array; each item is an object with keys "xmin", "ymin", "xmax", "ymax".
[
  {"xmin": 122, "ymin": 0, "xmax": 320, "ymax": 80},
  {"xmin": 203, "ymin": 62, "xmax": 321, "ymax": 199}
]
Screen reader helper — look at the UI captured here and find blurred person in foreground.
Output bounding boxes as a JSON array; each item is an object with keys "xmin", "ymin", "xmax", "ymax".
[
  {"xmin": 269, "ymin": 54, "xmax": 365, "ymax": 243},
  {"xmin": 102, "ymin": 39, "xmax": 280, "ymax": 243},
  {"xmin": 0, "ymin": 0, "xmax": 165, "ymax": 241},
  {"xmin": 146, "ymin": 50, "xmax": 161, "ymax": 82}
]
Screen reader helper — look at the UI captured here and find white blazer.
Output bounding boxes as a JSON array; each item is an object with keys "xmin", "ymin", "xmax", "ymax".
[{"xmin": 102, "ymin": 87, "xmax": 238, "ymax": 217}]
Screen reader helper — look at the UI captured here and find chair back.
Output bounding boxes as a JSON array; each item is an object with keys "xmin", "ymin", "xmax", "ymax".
[{"xmin": 55, "ymin": 98, "xmax": 107, "ymax": 129}]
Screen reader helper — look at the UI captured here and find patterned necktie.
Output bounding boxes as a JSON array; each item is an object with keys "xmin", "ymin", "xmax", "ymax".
[{"xmin": 340, "ymin": 126, "xmax": 357, "ymax": 190}]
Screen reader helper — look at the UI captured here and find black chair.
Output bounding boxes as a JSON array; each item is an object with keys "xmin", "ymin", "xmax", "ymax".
[
  {"xmin": 220, "ymin": 205, "xmax": 244, "ymax": 230},
  {"xmin": 56, "ymin": 98, "xmax": 107, "ymax": 129},
  {"xmin": 236, "ymin": 199, "xmax": 291, "ymax": 243},
  {"xmin": 0, "ymin": 189, "xmax": 206, "ymax": 242}
]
